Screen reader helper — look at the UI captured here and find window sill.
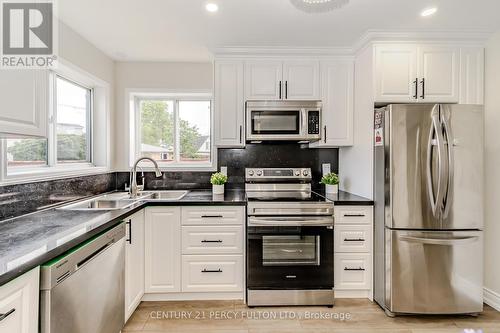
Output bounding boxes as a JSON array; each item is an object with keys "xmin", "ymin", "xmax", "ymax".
[
  {"xmin": 1, "ymin": 166, "xmax": 110, "ymax": 187},
  {"xmin": 131, "ymin": 163, "xmax": 217, "ymax": 173}
]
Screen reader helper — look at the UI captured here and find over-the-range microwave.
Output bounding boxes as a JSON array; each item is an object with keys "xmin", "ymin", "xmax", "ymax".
[{"xmin": 245, "ymin": 100, "xmax": 322, "ymax": 142}]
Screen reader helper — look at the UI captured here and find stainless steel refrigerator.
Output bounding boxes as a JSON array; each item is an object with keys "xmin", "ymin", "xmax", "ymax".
[{"xmin": 374, "ymin": 104, "xmax": 484, "ymax": 316}]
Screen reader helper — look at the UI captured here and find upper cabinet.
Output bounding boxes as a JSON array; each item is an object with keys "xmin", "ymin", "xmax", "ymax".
[
  {"xmin": 0, "ymin": 70, "xmax": 48, "ymax": 137},
  {"xmin": 214, "ymin": 60, "xmax": 245, "ymax": 147},
  {"xmin": 245, "ymin": 59, "xmax": 320, "ymax": 100},
  {"xmin": 374, "ymin": 44, "xmax": 474, "ymax": 104},
  {"xmin": 310, "ymin": 60, "xmax": 354, "ymax": 148},
  {"xmin": 459, "ymin": 47, "xmax": 485, "ymax": 105}
]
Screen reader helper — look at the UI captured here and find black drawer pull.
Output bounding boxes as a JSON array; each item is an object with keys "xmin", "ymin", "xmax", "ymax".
[
  {"xmin": 201, "ymin": 215, "xmax": 223, "ymax": 218},
  {"xmin": 0, "ymin": 308, "xmax": 15, "ymax": 322},
  {"xmin": 201, "ymin": 269, "xmax": 223, "ymax": 273},
  {"xmin": 344, "ymin": 238, "xmax": 366, "ymax": 242},
  {"xmin": 201, "ymin": 240, "xmax": 223, "ymax": 243},
  {"xmin": 343, "ymin": 214, "xmax": 366, "ymax": 217},
  {"xmin": 126, "ymin": 219, "xmax": 132, "ymax": 244},
  {"xmin": 344, "ymin": 267, "xmax": 365, "ymax": 271}
]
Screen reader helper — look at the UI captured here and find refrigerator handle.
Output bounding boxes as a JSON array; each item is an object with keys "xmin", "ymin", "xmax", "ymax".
[
  {"xmin": 399, "ymin": 235, "xmax": 479, "ymax": 246},
  {"xmin": 426, "ymin": 109, "xmax": 447, "ymax": 219},
  {"xmin": 441, "ymin": 109, "xmax": 454, "ymax": 219}
]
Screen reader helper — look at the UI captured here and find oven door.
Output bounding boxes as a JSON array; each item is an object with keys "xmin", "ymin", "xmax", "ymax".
[{"xmin": 247, "ymin": 219, "xmax": 333, "ymax": 289}]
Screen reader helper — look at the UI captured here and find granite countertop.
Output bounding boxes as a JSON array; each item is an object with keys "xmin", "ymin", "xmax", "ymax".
[{"xmin": 0, "ymin": 188, "xmax": 370, "ymax": 286}]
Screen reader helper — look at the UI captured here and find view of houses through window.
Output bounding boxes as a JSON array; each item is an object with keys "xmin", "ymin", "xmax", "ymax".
[{"xmin": 138, "ymin": 98, "xmax": 211, "ymax": 166}]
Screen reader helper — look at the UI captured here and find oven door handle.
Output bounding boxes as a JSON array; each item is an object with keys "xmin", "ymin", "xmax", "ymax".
[{"xmin": 248, "ymin": 216, "xmax": 333, "ymax": 227}]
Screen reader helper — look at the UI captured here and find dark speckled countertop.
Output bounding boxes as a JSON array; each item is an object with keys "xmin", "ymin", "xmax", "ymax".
[{"xmin": 0, "ymin": 188, "xmax": 371, "ymax": 286}]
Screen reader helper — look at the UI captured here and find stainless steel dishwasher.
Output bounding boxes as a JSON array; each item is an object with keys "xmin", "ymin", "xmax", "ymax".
[{"xmin": 40, "ymin": 223, "xmax": 126, "ymax": 333}]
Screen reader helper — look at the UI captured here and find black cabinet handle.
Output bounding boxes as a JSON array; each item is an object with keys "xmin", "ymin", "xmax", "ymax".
[
  {"xmin": 323, "ymin": 126, "xmax": 327, "ymax": 143},
  {"xmin": 201, "ymin": 215, "xmax": 223, "ymax": 218},
  {"xmin": 344, "ymin": 267, "xmax": 365, "ymax": 271},
  {"xmin": 239, "ymin": 125, "xmax": 242, "ymax": 144},
  {"xmin": 0, "ymin": 308, "xmax": 15, "ymax": 322},
  {"xmin": 343, "ymin": 214, "xmax": 365, "ymax": 217},
  {"xmin": 126, "ymin": 219, "xmax": 132, "ymax": 244},
  {"xmin": 420, "ymin": 78, "xmax": 425, "ymax": 99},
  {"xmin": 413, "ymin": 78, "xmax": 418, "ymax": 99},
  {"xmin": 279, "ymin": 81, "xmax": 282, "ymax": 99},
  {"xmin": 201, "ymin": 240, "xmax": 223, "ymax": 243},
  {"xmin": 344, "ymin": 238, "xmax": 366, "ymax": 242},
  {"xmin": 201, "ymin": 269, "xmax": 223, "ymax": 273},
  {"xmin": 285, "ymin": 81, "xmax": 288, "ymax": 99}
]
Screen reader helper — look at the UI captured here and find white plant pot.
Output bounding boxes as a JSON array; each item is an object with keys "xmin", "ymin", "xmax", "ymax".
[
  {"xmin": 325, "ymin": 184, "xmax": 338, "ymax": 194},
  {"xmin": 212, "ymin": 184, "xmax": 225, "ymax": 195}
]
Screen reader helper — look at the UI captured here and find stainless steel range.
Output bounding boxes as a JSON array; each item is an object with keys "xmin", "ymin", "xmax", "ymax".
[{"xmin": 245, "ymin": 168, "xmax": 334, "ymax": 307}]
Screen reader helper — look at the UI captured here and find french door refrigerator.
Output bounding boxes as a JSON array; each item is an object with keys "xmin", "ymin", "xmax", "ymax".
[{"xmin": 374, "ymin": 104, "xmax": 484, "ymax": 316}]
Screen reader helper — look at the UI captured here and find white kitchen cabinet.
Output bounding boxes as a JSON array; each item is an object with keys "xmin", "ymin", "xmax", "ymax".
[
  {"xmin": 374, "ymin": 45, "xmax": 418, "ymax": 103},
  {"xmin": 124, "ymin": 210, "xmax": 145, "ymax": 321},
  {"xmin": 334, "ymin": 253, "xmax": 371, "ymax": 290},
  {"xmin": 245, "ymin": 60, "xmax": 283, "ymax": 100},
  {"xmin": 417, "ymin": 46, "xmax": 460, "ymax": 103},
  {"xmin": 181, "ymin": 206, "xmax": 245, "ymax": 226},
  {"xmin": 459, "ymin": 47, "xmax": 485, "ymax": 105},
  {"xmin": 214, "ymin": 60, "xmax": 245, "ymax": 147},
  {"xmin": 181, "ymin": 225, "xmax": 244, "ymax": 255},
  {"xmin": 245, "ymin": 59, "xmax": 320, "ymax": 100},
  {"xmin": 0, "ymin": 70, "xmax": 48, "ymax": 137},
  {"xmin": 310, "ymin": 60, "xmax": 354, "ymax": 147},
  {"xmin": 282, "ymin": 60, "xmax": 320, "ymax": 100},
  {"xmin": 145, "ymin": 207, "xmax": 181, "ymax": 293},
  {"xmin": 0, "ymin": 267, "xmax": 39, "ymax": 333}
]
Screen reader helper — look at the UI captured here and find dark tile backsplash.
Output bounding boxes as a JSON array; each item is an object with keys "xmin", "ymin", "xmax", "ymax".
[
  {"xmin": 1, "ymin": 144, "xmax": 338, "ymax": 220},
  {"xmin": 0, "ymin": 173, "xmax": 116, "ymax": 221}
]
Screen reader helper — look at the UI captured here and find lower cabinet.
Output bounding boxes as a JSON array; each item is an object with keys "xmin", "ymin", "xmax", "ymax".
[
  {"xmin": 144, "ymin": 205, "xmax": 245, "ymax": 299},
  {"xmin": 125, "ymin": 210, "xmax": 145, "ymax": 321},
  {"xmin": 0, "ymin": 267, "xmax": 39, "ymax": 333}
]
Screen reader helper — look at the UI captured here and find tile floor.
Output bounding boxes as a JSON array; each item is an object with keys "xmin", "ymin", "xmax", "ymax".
[{"xmin": 123, "ymin": 299, "xmax": 500, "ymax": 333}]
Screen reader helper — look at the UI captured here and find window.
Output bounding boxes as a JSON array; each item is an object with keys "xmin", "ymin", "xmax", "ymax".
[
  {"xmin": 133, "ymin": 94, "xmax": 213, "ymax": 169},
  {"xmin": 4, "ymin": 74, "xmax": 93, "ymax": 176}
]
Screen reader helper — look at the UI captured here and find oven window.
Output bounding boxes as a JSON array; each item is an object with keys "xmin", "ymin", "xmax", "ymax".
[
  {"xmin": 262, "ymin": 235, "xmax": 320, "ymax": 266},
  {"xmin": 251, "ymin": 111, "xmax": 300, "ymax": 135}
]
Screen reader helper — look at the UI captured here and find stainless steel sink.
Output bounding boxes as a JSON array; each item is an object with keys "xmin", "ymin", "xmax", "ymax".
[{"xmin": 142, "ymin": 190, "xmax": 189, "ymax": 201}]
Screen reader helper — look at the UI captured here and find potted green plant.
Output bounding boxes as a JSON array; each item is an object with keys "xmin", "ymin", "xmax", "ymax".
[
  {"xmin": 320, "ymin": 172, "xmax": 339, "ymax": 194},
  {"xmin": 210, "ymin": 172, "xmax": 228, "ymax": 195}
]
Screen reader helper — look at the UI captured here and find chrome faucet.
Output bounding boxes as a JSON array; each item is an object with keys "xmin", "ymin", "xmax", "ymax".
[{"xmin": 129, "ymin": 157, "xmax": 162, "ymax": 198}]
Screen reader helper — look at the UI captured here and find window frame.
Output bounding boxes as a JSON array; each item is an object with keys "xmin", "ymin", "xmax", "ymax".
[
  {"xmin": 0, "ymin": 62, "xmax": 111, "ymax": 185},
  {"xmin": 131, "ymin": 91, "xmax": 216, "ymax": 172}
]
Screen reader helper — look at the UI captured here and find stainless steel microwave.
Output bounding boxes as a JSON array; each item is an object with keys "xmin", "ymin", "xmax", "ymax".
[{"xmin": 246, "ymin": 100, "xmax": 322, "ymax": 142}]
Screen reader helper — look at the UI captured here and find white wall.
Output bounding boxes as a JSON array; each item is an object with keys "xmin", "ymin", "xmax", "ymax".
[
  {"xmin": 484, "ymin": 31, "xmax": 500, "ymax": 308},
  {"xmin": 113, "ymin": 62, "xmax": 213, "ymax": 170},
  {"xmin": 339, "ymin": 45, "xmax": 374, "ymax": 199}
]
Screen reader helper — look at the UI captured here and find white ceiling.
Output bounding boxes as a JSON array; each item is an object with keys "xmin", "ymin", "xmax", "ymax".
[{"xmin": 58, "ymin": 0, "xmax": 500, "ymax": 62}]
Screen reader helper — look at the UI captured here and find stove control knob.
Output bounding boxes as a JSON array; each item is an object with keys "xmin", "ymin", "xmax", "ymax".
[
  {"xmin": 248, "ymin": 170, "xmax": 254, "ymax": 176},
  {"xmin": 302, "ymin": 170, "xmax": 309, "ymax": 177},
  {"xmin": 295, "ymin": 170, "xmax": 301, "ymax": 176},
  {"xmin": 256, "ymin": 170, "xmax": 263, "ymax": 176}
]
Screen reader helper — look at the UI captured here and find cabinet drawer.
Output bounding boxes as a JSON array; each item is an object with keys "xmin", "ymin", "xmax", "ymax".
[
  {"xmin": 335, "ymin": 206, "xmax": 372, "ymax": 225},
  {"xmin": 335, "ymin": 254, "xmax": 371, "ymax": 290},
  {"xmin": 181, "ymin": 226, "xmax": 244, "ymax": 254},
  {"xmin": 335, "ymin": 225, "xmax": 371, "ymax": 253},
  {"xmin": 181, "ymin": 206, "xmax": 245, "ymax": 225},
  {"xmin": 181, "ymin": 255, "xmax": 243, "ymax": 292}
]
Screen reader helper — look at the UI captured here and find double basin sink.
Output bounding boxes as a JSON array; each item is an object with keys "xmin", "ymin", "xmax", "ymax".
[{"xmin": 59, "ymin": 190, "xmax": 189, "ymax": 211}]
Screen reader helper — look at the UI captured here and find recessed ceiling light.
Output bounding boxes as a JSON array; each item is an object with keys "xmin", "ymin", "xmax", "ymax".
[
  {"xmin": 421, "ymin": 7, "xmax": 437, "ymax": 17},
  {"xmin": 205, "ymin": 3, "xmax": 218, "ymax": 13}
]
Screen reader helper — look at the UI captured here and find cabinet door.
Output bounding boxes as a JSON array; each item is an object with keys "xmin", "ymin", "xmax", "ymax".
[
  {"xmin": 417, "ymin": 46, "xmax": 460, "ymax": 103},
  {"xmin": 0, "ymin": 267, "xmax": 39, "ymax": 333},
  {"xmin": 459, "ymin": 47, "xmax": 484, "ymax": 105},
  {"xmin": 282, "ymin": 60, "xmax": 320, "ymax": 100},
  {"xmin": 374, "ymin": 45, "xmax": 418, "ymax": 103},
  {"xmin": 145, "ymin": 207, "xmax": 181, "ymax": 293},
  {"xmin": 245, "ymin": 60, "xmax": 283, "ymax": 100},
  {"xmin": 0, "ymin": 70, "xmax": 48, "ymax": 137},
  {"xmin": 214, "ymin": 60, "xmax": 245, "ymax": 147},
  {"xmin": 125, "ymin": 210, "xmax": 145, "ymax": 321},
  {"xmin": 310, "ymin": 60, "xmax": 354, "ymax": 147}
]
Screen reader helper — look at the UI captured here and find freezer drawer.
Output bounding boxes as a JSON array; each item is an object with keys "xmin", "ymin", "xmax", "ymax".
[{"xmin": 387, "ymin": 229, "xmax": 483, "ymax": 315}]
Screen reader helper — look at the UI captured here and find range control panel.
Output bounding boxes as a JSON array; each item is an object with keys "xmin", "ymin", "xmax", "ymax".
[
  {"xmin": 245, "ymin": 168, "xmax": 312, "ymax": 181},
  {"xmin": 308, "ymin": 111, "xmax": 320, "ymax": 135}
]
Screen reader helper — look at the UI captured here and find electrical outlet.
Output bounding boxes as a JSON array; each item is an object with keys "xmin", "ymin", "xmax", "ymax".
[
  {"xmin": 220, "ymin": 166, "xmax": 228, "ymax": 176},
  {"xmin": 322, "ymin": 163, "xmax": 331, "ymax": 176}
]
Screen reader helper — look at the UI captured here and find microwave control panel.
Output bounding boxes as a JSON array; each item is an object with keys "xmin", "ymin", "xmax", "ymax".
[{"xmin": 308, "ymin": 111, "xmax": 320, "ymax": 135}]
